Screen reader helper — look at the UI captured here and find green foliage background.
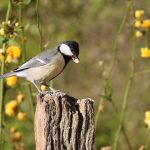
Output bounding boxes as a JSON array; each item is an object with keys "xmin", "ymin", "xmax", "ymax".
[{"xmin": 0, "ymin": 0, "xmax": 150, "ymax": 149}]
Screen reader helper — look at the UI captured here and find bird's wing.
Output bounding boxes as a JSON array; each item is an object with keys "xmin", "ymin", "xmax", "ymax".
[{"xmin": 15, "ymin": 47, "xmax": 58, "ymax": 72}]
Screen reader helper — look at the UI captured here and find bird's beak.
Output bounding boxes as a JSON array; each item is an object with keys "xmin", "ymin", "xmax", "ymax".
[{"xmin": 72, "ymin": 55, "xmax": 80, "ymax": 63}]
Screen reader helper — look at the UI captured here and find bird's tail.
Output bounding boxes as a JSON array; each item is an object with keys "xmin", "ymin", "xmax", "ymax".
[{"xmin": 0, "ymin": 72, "xmax": 17, "ymax": 79}]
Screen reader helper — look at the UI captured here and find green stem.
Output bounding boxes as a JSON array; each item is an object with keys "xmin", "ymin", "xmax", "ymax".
[
  {"xmin": 5, "ymin": 0, "xmax": 11, "ymax": 22},
  {"xmin": 97, "ymin": 0, "xmax": 133, "ymax": 134},
  {"xmin": 19, "ymin": 2, "xmax": 35, "ymax": 117},
  {"xmin": 28, "ymin": 84, "xmax": 35, "ymax": 117},
  {"xmin": 111, "ymin": 99, "xmax": 132, "ymax": 150},
  {"xmin": 36, "ymin": 0, "xmax": 43, "ymax": 51},
  {"xmin": 113, "ymin": 29, "xmax": 136, "ymax": 150},
  {"xmin": 107, "ymin": 0, "xmax": 133, "ymax": 78},
  {"xmin": 0, "ymin": 0, "xmax": 12, "ymax": 148},
  {"xmin": 95, "ymin": 97, "xmax": 103, "ymax": 129},
  {"xmin": 98, "ymin": 1, "xmax": 134, "ymax": 149},
  {"xmin": 0, "ymin": 56, "xmax": 4, "ymax": 149},
  {"xmin": 146, "ymin": 133, "xmax": 150, "ymax": 150},
  {"xmin": 19, "ymin": 2, "xmax": 26, "ymax": 60}
]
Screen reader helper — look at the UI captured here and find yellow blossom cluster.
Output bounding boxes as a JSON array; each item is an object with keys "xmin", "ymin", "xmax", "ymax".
[
  {"xmin": 10, "ymin": 127, "xmax": 22, "ymax": 142},
  {"xmin": 134, "ymin": 19, "xmax": 150, "ymax": 30},
  {"xmin": 0, "ymin": 45, "xmax": 22, "ymax": 64},
  {"xmin": 16, "ymin": 92, "xmax": 24, "ymax": 103},
  {"xmin": 134, "ymin": 10, "xmax": 150, "ymax": 38},
  {"xmin": 11, "ymin": 131, "xmax": 22, "ymax": 142},
  {"xmin": 6, "ymin": 76, "xmax": 18, "ymax": 87},
  {"xmin": 134, "ymin": 10, "xmax": 150, "ymax": 58},
  {"xmin": 0, "ymin": 20, "xmax": 19, "ymax": 38},
  {"xmin": 135, "ymin": 10, "xmax": 144, "ymax": 18},
  {"xmin": 144, "ymin": 111, "xmax": 150, "ymax": 128},
  {"xmin": 9, "ymin": 127, "xmax": 24, "ymax": 150},
  {"xmin": 15, "ymin": 143, "xmax": 25, "ymax": 150},
  {"xmin": 6, "ymin": 92, "xmax": 25, "ymax": 149},
  {"xmin": 140, "ymin": 47, "xmax": 150, "ymax": 58},
  {"xmin": 17, "ymin": 112, "xmax": 26, "ymax": 121},
  {"xmin": 5, "ymin": 100, "xmax": 18, "ymax": 117},
  {"xmin": 5, "ymin": 92, "xmax": 26, "ymax": 120},
  {"xmin": 0, "ymin": 53, "xmax": 4, "ymax": 59},
  {"xmin": 5, "ymin": 46, "xmax": 22, "ymax": 63}
]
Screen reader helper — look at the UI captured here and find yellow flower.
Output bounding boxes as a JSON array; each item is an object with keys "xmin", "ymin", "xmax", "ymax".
[
  {"xmin": 6, "ymin": 46, "xmax": 21, "ymax": 59},
  {"xmin": 15, "ymin": 22, "xmax": 19, "ymax": 27},
  {"xmin": 10, "ymin": 131, "xmax": 22, "ymax": 142},
  {"xmin": 5, "ymin": 100, "xmax": 18, "ymax": 117},
  {"xmin": 0, "ymin": 28, "xmax": 5, "ymax": 36},
  {"xmin": 41, "ymin": 85, "xmax": 47, "ymax": 91},
  {"xmin": 5, "ymin": 109, "xmax": 16, "ymax": 117},
  {"xmin": 10, "ymin": 127, "xmax": 17, "ymax": 133},
  {"xmin": 98, "ymin": 104, "xmax": 105, "ymax": 112},
  {"xmin": 138, "ymin": 145, "xmax": 144, "ymax": 150},
  {"xmin": 98, "ymin": 61, "xmax": 104, "ymax": 67},
  {"xmin": 17, "ymin": 112, "xmax": 26, "ymax": 121},
  {"xmin": 6, "ymin": 76, "xmax": 18, "ymax": 87},
  {"xmin": 134, "ymin": 20, "xmax": 142, "ymax": 28},
  {"xmin": 142, "ymin": 19, "xmax": 150, "ymax": 29},
  {"xmin": 15, "ymin": 143, "xmax": 25, "ymax": 150},
  {"xmin": 140, "ymin": 47, "xmax": 150, "ymax": 58},
  {"xmin": 144, "ymin": 111, "xmax": 150, "ymax": 127},
  {"xmin": 135, "ymin": 31, "xmax": 143, "ymax": 38},
  {"xmin": 5, "ymin": 100, "xmax": 18, "ymax": 109},
  {"xmin": 135, "ymin": 10, "xmax": 144, "ymax": 18},
  {"xmin": 7, "ymin": 20, "xmax": 11, "ymax": 25},
  {"xmin": 16, "ymin": 92, "xmax": 24, "ymax": 103},
  {"xmin": 0, "ymin": 53, "xmax": 4, "ymax": 59},
  {"xmin": 5, "ymin": 55, "xmax": 13, "ymax": 63}
]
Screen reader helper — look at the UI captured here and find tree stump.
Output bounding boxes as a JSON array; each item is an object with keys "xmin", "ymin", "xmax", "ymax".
[{"xmin": 35, "ymin": 91, "xmax": 94, "ymax": 150}]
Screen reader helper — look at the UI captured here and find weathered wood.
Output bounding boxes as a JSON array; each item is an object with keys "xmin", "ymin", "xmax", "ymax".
[{"xmin": 35, "ymin": 91, "xmax": 94, "ymax": 150}]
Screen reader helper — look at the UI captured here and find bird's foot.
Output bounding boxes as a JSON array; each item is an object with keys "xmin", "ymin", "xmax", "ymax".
[
  {"xmin": 38, "ymin": 87, "xmax": 59, "ymax": 100},
  {"xmin": 38, "ymin": 90, "xmax": 51, "ymax": 99}
]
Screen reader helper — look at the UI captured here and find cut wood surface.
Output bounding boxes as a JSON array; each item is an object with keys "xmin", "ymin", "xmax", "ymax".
[{"xmin": 35, "ymin": 91, "xmax": 94, "ymax": 150}]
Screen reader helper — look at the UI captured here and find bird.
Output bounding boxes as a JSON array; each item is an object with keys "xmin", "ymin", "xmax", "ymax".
[{"xmin": 0, "ymin": 40, "xmax": 80, "ymax": 93}]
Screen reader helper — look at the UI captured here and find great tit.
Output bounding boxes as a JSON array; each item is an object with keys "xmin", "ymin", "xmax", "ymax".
[{"xmin": 0, "ymin": 40, "xmax": 80, "ymax": 93}]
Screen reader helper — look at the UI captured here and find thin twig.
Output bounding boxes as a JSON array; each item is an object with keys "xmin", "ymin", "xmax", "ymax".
[
  {"xmin": 19, "ymin": 2, "xmax": 35, "ymax": 117},
  {"xmin": 113, "ymin": 18, "xmax": 135, "ymax": 150},
  {"xmin": 36, "ymin": 0, "xmax": 43, "ymax": 51}
]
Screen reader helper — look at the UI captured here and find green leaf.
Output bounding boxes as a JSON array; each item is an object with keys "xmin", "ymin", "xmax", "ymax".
[
  {"xmin": 7, "ymin": 39, "xmax": 19, "ymax": 47},
  {"xmin": 0, "ymin": 37, "xmax": 5, "ymax": 45}
]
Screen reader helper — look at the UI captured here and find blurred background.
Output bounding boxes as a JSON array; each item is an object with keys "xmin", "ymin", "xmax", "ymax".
[{"xmin": 0, "ymin": 0, "xmax": 150, "ymax": 149}]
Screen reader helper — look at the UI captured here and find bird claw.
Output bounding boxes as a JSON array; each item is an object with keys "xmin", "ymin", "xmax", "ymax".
[
  {"xmin": 39, "ymin": 90, "xmax": 51, "ymax": 95},
  {"xmin": 38, "ymin": 90, "xmax": 51, "ymax": 99},
  {"xmin": 38, "ymin": 88, "xmax": 60, "ymax": 101}
]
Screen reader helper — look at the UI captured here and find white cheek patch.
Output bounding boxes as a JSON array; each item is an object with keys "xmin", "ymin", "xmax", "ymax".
[{"xmin": 59, "ymin": 44, "xmax": 73, "ymax": 56}]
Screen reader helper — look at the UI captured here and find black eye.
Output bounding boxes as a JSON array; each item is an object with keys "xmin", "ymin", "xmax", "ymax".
[{"xmin": 71, "ymin": 49, "xmax": 74, "ymax": 53}]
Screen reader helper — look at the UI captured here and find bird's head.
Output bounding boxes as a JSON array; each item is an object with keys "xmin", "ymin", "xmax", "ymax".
[{"xmin": 58, "ymin": 41, "xmax": 80, "ymax": 64}]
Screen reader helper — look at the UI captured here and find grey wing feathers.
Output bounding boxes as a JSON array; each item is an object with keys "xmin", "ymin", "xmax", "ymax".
[{"xmin": 14, "ymin": 47, "xmax": 57, "ymax": 72}]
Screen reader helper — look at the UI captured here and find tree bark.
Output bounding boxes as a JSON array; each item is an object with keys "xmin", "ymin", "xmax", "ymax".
[{"xmin": 35, "ymin": 91, "xmax": 94, "ymax": 150}]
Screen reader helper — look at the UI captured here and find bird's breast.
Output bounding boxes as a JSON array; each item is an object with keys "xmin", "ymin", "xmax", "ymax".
[{"xmin": 23, "ymin": 53, "xmax": 65, "ymax": 82}]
